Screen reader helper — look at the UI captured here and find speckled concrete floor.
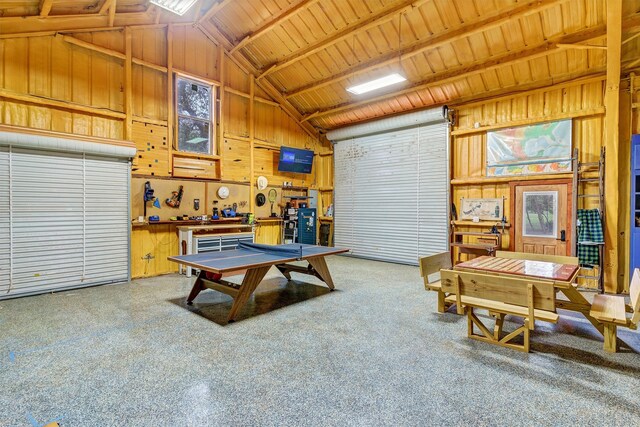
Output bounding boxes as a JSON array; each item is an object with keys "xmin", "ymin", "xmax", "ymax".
[{"xmin": 1, "ymin": 256, "xmax": 639, "ymax": 426}]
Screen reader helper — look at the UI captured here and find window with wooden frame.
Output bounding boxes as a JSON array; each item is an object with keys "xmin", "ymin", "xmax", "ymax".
[{"xmin": 175, "ymin": 75, "xmax": 216, "ymax": 155}]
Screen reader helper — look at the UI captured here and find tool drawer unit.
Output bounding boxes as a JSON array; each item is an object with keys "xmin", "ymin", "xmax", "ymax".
[{"xmin": 178, "ymin": 224, "xmax": 254, "ymax": 277}]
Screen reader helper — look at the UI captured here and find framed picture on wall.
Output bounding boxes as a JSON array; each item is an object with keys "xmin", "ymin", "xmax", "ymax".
[
  {"xmin": 486, "ymin": 119, "xmax": 572, "ymax": 176},
  {"xmin": 459, "ymin": 198, "xmax": 504, "ymax": 220}
]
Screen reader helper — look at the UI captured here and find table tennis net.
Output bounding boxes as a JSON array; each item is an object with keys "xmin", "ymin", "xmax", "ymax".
[{"xmin": 238, "ymin": 242, "xmax": 304, "ymax": 259}]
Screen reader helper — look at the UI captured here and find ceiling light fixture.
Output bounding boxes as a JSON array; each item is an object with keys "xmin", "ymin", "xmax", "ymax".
[
  {"xmin": 346, "ymin": 73, "xmax": 407, "ymax": 95},
  {"xmin": 150, "ymin": 0, "xmax": 199, "ymax": 16}
]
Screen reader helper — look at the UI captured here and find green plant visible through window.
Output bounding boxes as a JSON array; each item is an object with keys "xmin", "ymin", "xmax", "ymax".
[
  {"xmin": 176, "ymin": 77, "xmax": 214, "ymax": 155},
  {"xmin": 523, "ymin": 192, "xmax": 557, "ymax": 237}
]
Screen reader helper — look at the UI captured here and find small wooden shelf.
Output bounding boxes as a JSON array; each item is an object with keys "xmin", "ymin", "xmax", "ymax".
[
  {"xmin": 452, "ymin": 220, "xmax": 511, "ymax": 228},
  {"xmin": 451, "ymin": 173, "xmax": 572, "ymax": 186},
  {"xmin": 172, "ymin": 151, "xmax": 221, "ymax": 161}
]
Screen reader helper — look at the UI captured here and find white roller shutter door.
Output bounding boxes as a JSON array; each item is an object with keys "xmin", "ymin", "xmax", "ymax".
[
  {"xmin": 330, "ymin": 107, "xmax": 449, "ymax": 265},
  {"xmin": 0, "ymin": 129, "xmax": 133, "ymax": 299},
  {"xmin": 0, "ymin": 147, "xmax": 10, "ymax": 294}
]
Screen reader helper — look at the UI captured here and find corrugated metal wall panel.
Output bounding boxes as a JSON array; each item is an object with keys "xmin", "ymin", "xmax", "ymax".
[
  {"xmin": 417, "ymin": 123, "xmax": 450, "ymax": 258},
  {"xmin": 334, "ymin": 119, "xmax": 449, "ymax": 265},
  {"xmin": 0, "ymin": 147, "xmax": 10, "ymax": 294},
  {"xmin": 0, "ymin": 147, "xmax": 130, "ymax": 299},
  {"xmin": 10, "ymin": 149, "xmax": 85, "ymax": 295},
  {"xmin": 84, "ymin": 156, "xmax": 129, "ymax": 284}
]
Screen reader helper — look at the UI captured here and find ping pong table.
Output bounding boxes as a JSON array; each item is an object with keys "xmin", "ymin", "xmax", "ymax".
[{"xmin": 168, "ymin": 242, "xmax": 349, "ymax": 322}]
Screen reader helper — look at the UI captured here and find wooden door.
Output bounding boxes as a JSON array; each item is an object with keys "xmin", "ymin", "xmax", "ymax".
[{"xmin": 511, "ymin": 180, "xmax": 572, "ymax": 256}]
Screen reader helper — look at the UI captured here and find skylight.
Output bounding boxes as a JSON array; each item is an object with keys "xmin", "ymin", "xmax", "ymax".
[
  {"xmin": 150, "ymin": 0, "xmax": 199, "ymax": 16},
  {"xmin": 346, "ymin": 73, "xmax": 407, "ymax": 95}
]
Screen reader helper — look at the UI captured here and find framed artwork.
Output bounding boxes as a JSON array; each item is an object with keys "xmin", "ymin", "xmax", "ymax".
[
  {"xmin": 486, "ymin": 119, "xmax": 572, "ymax": 176},
  {"xmin": 460, "ymin": 198, "xmax": 504, "ymax": 221}
]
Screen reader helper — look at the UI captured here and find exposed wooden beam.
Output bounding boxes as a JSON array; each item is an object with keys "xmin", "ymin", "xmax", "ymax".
[
  {"xmin": 99, "ymin": 0, "xmax": 114, "ymax": 15},
  {"xmin": 230, "ymin": 0, "xmax": 319, "ymax": 54},
  {"xmin": 622, "ymin": 30, "xmax": 640, "ymax": 45},
  {"xmin": 301, "ymin": 26, "xmax": 606, "ymax": 121},
  {"xmin": 196, "ymin": 0, "xmax": 234, "ymax": 25},
  {"xmin": 0, "ymin": 88, "xmax": 125, "ymax": 119},
  {"xmin": 60, "ymin": 34, "xmax": 168, "ymax": 73},
  {"xmin": 604, "ymin": 0, "xmax": 622, "ymax": 293},
  {"xmin": 317, "ymin": 71, "xmax": 607, "ymax": 130},
  {"xmin": 285, "ymin": 0, "xmax": 566, "ymax": 99},
  {"xmin": 258, "ymin": 0, "xmax": 429, "ymax": 79},
  {"xmin": 249, "ymin": 75, "xmax": 256, "ymax": 211},
  {"xmin": 195, "ymin": 24, "xmax": 319, "ymax": 138},
  {"xmin": 39, "ymin": 0, "xmax": 53, "ymax": 17},
  {"xmin": 556, "ymin": 43, "xmax": 606, "ymax": 50},
  {"xmin": 167, "ymin": 24, "xmax": 174, "ymax": 174},
  {"xmin": 108, "ymin": 0, "xmax": 117, "ymax": 27},
  {"xmin": 57, "ymin": 33, "xmax": 126, "ymax": 59},
  {"xmin": 124, "ymin": 26, "xmax": 133, "ymax": 141},
  {"xmin": 0, "ymin": 11, "xmax": 154, "ymax": 34}
]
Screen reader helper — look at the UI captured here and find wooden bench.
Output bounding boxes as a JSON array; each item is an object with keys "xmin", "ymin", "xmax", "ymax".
[
  {"xmin": 495, "ymin": 250, "xmax": 579, "ymax": 266},
  {"xmin": 589, "ymin": 268, "xmax": 640, "ymax": 352},
  {"xmin": 419, "ymin": 252, "xmax": 453, "ymax": 313},
  {"xmin": 440, "ymin": 269, "xmax": 559, "ymax": 352}
]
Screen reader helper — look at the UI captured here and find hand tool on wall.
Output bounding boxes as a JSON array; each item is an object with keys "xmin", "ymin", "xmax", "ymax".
[
  {"xmin": 166, "ymin": 185, "xmax": 184, "ymax": 208},
  {"xmin": 143, "ymin": 181, "xmax": 156, "ymax": 218}
]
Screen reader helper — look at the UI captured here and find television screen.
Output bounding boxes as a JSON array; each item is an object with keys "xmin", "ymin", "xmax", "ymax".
[{"xmin": 278, "ymin": 146, "xmax": 314, "ymax": 174}]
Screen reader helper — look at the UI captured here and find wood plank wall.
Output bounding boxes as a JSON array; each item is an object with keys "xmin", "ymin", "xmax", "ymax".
[
  {"xmin": 0, "ymin": 25, "xmax": 331, "ymax": 278},
  {"xmin": 450, "ymin": 75, "xmax": 633, "ymax": 293}
]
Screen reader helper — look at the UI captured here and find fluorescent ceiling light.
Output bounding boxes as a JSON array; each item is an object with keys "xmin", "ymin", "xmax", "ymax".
[
  {"xmin": 150, "ymin": 0, "xmax": 199, "ymax": 16},
  {"xmin": 346, "ymin": 73, "xmax": 407, "ymax": 95}
]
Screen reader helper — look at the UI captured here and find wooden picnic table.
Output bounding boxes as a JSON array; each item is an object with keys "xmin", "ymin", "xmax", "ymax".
[{"xmin": 454, "ymin": 256, "xmax": 605, "ymax": 335}]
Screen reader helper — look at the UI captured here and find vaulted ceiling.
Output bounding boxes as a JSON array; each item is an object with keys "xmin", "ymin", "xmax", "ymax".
[{"xmin": 2, "ymin": 0, "xmax": 640, "ymax": 132}]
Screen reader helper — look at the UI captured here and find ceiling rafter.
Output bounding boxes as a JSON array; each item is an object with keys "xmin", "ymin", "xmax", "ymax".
[
  {"xmin": 300, "ymin": 25, "xmax": 610, "ymax": 123},
  {"xmin": 230, "ymin": 0, "xmax": 320, "ymax": 55},
  {"xmin": 196, "ymin": 0, "xmax": 234, "ymax": 25},
  {"xmin": 258, "ymin": 0, "xmax": 430, "ymax": 80},
  {"xmin": 319, "ymin": 72, "xmax": 608, "ymax": 130},
  {"xmin": 195, "ymin": 23, "xmax": 319, "ymax": 138},
  {"xmin": 285, "ymin": 0, "xmax": 566, "ymax": 99}
]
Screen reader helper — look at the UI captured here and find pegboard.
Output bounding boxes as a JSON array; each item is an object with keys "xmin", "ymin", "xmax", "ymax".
[{"xmin": 132, "ymin": 121, "xmax": 169, "ymax": 176}]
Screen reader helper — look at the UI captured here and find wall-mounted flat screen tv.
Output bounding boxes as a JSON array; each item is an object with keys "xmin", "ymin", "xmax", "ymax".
[{"xmin": 278, "ymin": 146, "xmax": 314, "ymax": 174}]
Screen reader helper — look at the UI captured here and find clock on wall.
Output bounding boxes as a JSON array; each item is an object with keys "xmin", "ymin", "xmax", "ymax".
[{"xmin": 217, "ymin": 186, "xmax": 230, "ymax": 199}]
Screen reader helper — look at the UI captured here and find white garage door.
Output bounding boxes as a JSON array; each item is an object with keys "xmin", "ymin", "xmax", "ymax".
[
  {"xmin": 0, "ymin": 129, "xmax": 134, "ymax": 299},
  {"xmin": 328, "ymin": 107, "xmax": 450, "ymax": 265}
]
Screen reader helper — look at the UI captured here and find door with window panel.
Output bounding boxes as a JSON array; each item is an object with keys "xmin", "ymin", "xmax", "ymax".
[{"xmin": 513, "ymin": 181, "xmax": 572, "ymax": 256}]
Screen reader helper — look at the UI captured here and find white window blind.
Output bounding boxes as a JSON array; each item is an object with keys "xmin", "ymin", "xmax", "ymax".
[
  {"xmin": 329, "ymin": 108, "xmax": 449, "ymax": 265},
  {"xmin": 0, "ymin": 130, "xmax": 133, "ymax": 299}
]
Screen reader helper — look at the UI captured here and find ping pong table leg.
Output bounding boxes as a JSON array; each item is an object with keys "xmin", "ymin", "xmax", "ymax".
[
  {"xmin": 186, "ymin": 270, "xmax": 206, "ymax": 305},
  {"xmin": 307, "ymin": 256, "xmax": 335, "ymax": 290},
  {"xmin": 227, "ymin": 266, "xmax": 271, "ymax": 322},
  {"xmin": 275, "ymin": 265, "xmax": 292, "ymax": 280}
]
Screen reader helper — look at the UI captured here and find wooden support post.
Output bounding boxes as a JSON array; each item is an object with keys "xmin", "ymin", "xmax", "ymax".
[
  {"xmin": 39, "ymin": 0, "xmax": 53, "ymax": 17},
  {"xmin": 218, "ymin": 48, "xmax": 225, "ymax": 157},
  {"xmin": 124, "ymin": 27, "xmax": 133, "ymax": 141},
  {"xmin": 249, "ymin": 75, "xmax": 255, "ymax": 212},
  {"xmin": 108, "ymin": 0, "xmax": 117, "ymax": 27},
  {"xmin": 166, "ymin": 24, "xmax": 174, "ymax": 176},
  {"xmin": 604, "ymin": 0, "xmax": 622, "ymax": 293}
]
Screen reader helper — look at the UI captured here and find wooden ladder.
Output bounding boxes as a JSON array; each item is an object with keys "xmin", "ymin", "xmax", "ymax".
[{"xmin": 571, "ymin": 147, "xmax": 605, "ymax": 292}]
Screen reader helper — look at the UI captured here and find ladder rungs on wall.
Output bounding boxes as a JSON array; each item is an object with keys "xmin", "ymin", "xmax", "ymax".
[{"xmin": 571, "ymin": 147, "xmax": 605, "ymax": 292}]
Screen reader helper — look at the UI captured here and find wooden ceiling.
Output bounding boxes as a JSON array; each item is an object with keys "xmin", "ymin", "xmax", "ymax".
[{"xmin": 2, "ymin": 0, "xmax": 640, "ymax": 132}]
